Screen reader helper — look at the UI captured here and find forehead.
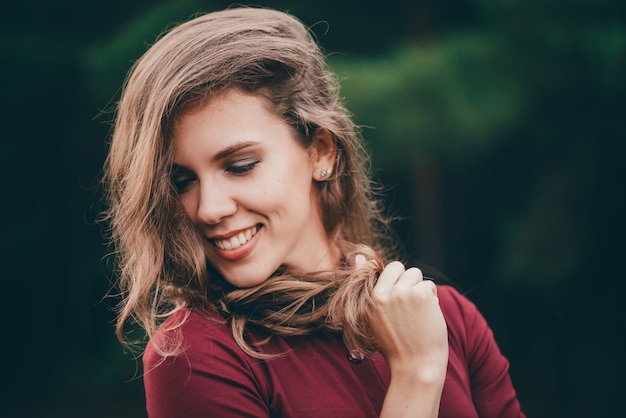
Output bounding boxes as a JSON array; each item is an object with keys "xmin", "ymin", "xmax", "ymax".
[
  {"xmin": 170, "ymin": 89, "xmax": 302, "ymax": 162},
  {"xmin": 177, "ymin": 87, "xmax": 277, "ymax": 122}
]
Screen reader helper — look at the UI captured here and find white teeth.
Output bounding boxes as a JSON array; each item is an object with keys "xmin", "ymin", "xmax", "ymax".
[{"xmin": 214, "ymin": 226, "xmax": 258, "ymax": 250}]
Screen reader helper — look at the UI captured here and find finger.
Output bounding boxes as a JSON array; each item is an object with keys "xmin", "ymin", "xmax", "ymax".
[
  {"xmin": 422, "ymin": 279, "xmax": 438, "ymax": 297},
  {"xmin": 395, "ymin": 267, "xmax": 424, "ymax": 289},
  {"xmin": 354, "ymin": 254, "xmax": 367, "ymax": 269},
  {"xmin": 412, "ymin": 279, "xmax": 438, "ymax": 300},
  {"xmin": 373, "ymin": 261, "xmax": 405, "ymax": 296}
]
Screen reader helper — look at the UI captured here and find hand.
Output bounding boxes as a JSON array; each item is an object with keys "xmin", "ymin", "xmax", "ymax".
[{"xmin": 360, "ymin": 257, "xmax": 449, "ymax": 377}]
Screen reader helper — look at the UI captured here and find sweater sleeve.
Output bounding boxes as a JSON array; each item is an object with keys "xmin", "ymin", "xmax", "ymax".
[
  {"xmin": 142, "ymin": 311, "xmax": 270, "ymax": 418},
  {"xmin": 440, "ymin": 286, "xmax": 526, "ymax": 418}
]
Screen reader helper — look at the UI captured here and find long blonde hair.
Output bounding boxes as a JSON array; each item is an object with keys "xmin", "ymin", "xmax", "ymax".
[{"xmin": 103, "ymin": 7, "xmax": 394, "ymax": 359}]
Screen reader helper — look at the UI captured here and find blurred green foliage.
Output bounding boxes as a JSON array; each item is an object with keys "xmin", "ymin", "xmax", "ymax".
[
  {"xmin": 1, "ymin": 0, "xmax": 624, "ymax": 417},
  {"xmin": 331, "ymin": 36, "xmax": 524, "ymax": 163}
]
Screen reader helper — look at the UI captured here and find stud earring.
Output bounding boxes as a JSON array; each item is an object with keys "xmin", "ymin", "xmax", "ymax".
[{"xmin": 320, "ymin": 168, "xmax": 331, "ymax": 178}]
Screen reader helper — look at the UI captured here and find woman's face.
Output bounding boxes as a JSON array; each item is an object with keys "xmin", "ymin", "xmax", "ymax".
[{"xmin": 171, "ymin": 89, "xmax": 339, "ymax": 288}]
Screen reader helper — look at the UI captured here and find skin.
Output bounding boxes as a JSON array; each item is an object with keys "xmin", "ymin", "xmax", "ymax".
[
  {"xmin": 172, "ymin": 88, "xmax": 448, "ymax": 416},
  {"xmin": 364, "ymin": 257, "xmax": 449, "ymax": 418},
  {"xmin": 171, "ymin": 89, "xmax": 340, "ymax": 287}
]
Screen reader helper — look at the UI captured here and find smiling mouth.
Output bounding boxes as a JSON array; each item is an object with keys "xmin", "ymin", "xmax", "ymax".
[{"xmin": 213, "ymin": 225, "xmax": 259, "ymax": 250}]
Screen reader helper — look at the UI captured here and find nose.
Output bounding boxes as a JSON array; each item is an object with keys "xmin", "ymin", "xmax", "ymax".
[{"xmin": 196, "ymin": 180, "xmax": 237, "ymax": 225}]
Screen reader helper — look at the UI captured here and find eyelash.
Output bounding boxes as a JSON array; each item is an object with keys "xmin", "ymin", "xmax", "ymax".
[
  {"xmin": 226, "ymin": 160, "xmax": 259, "ymax": 175},
  {"xmin": 172, "ymin": 161, "xmax": 259, "ymax": 193},
  {"xmin": 172, "ymin": 176, "xmax": 195, "ymax": 193}
]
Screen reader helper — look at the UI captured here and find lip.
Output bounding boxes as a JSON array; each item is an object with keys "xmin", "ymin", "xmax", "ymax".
[
  {"xmin": 209, "ymin": 224, "xmax": 259, "ymax": 240},
  {"xmin": 210, "ymin": 224, "xmax": 263, "ymax": 262}
]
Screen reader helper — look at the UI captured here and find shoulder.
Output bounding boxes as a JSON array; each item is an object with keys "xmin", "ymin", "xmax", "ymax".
[
  {"xmin": 436, "ymin": 284, "xmax": 479, "ymax": 324},
  {"xmin": 435, "ymin": 284, "xmax": 491, "ymax": 356},
  {"xmin": 142, "ymin": 308, "xmax": 271, "ymax": 417},
  {"xmin": 435, "ymin": 288, "xmax": 526, "ymax": 417},
  {"xmin": 143, "ymin": 307, "xmax": 241, "ymax": 369},
  {"xmin": 436, "ymin": 284, "xmax": 506, "ymax": 374}
]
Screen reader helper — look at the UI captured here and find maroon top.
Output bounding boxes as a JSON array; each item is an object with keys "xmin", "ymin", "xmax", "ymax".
[{"xmin": 143, "ymin": 285, "xmax": 525, "ymax": 417}]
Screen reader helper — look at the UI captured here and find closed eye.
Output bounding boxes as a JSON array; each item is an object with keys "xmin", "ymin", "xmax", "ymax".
[
  {"xmin": 171, "ymin": 175, "xmax": 196, "ymax": 193},
  {"xmin": 171, "ymin": 165, "xmax": 196, "ymax": 194},
  {"xmin": 226, "ymin": 160, "xmax": 259, "ymax": 175}
]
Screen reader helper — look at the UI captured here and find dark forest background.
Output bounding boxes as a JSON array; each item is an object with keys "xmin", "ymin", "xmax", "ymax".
[{"xmin": 1, "ymin": 0, "xmax": 624, "ymax": 417}]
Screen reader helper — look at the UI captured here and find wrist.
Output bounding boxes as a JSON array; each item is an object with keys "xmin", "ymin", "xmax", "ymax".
[
  {"xmin": 387, "ymin": 355, "xmax": 448, "ymax": 386},
  {"xmin": 381, "ymin": 360, "xmax": 447, "ymax": 418}
]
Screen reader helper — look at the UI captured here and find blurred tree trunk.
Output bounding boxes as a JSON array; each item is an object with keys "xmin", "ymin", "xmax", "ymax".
[{"xmin": 411, "ymin": 159, "xmax": 443, "ymax": 270}]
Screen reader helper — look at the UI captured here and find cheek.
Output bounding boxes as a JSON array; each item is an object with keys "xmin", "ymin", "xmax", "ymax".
[
  {"xmin": 179, "ymin": 193, "xmax": 197, "ymax": 221},
  {"xmin": 263, "ymin": 170, "xmax": 313, "ymax": 203},
  {"xmin": 241, "ymin": 177, "xmax": 309, "ymax": 219}
]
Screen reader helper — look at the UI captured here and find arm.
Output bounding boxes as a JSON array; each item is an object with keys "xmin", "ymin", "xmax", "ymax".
[{"xmin": 365, "ymin": 259, "xmax": 449, "ymax": 418}]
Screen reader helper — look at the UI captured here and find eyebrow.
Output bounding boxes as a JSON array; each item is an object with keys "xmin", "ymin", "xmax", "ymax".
[{"xmin": 214, "ymin": 141, "xmax": 259, "ymax": 161}]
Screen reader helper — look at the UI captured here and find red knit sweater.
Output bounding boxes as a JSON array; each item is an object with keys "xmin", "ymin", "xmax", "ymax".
[{"xmin": 143, "ymin": 285, "xmax": 525, "ymax": 417}]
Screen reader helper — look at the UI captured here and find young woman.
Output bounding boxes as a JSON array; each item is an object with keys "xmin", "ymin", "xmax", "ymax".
[{"xmin": 103, "ymin": 7, "xmax": 525, "ymax": 417}]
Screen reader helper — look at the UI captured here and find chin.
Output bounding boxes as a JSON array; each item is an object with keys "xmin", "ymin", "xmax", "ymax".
[{"xmin": 215, "ymin": 264, "xmax": 275, "ymax": 289}]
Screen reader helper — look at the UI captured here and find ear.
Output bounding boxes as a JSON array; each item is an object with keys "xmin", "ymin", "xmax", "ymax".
[{"xmin": 311, "ymin": 129, "xmax": 337, "ymax": 181}]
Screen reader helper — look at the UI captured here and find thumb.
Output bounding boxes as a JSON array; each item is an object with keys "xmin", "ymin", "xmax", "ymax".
[{"xmin": 355, "ymin": 254, "xmax": 367, "ymax": 269}]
